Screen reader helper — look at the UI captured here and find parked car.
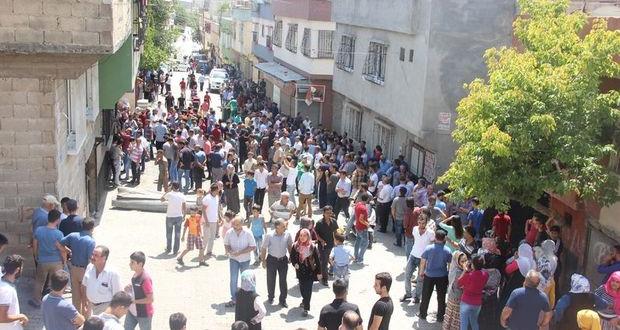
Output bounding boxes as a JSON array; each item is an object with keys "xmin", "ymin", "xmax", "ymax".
[{"xmin": 208, "ymin": 69, "xmax": 228, "ymax": 93}]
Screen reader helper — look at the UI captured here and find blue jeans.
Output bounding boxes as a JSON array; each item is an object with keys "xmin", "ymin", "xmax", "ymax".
[
  {"xmin": 405, "ymin": 236, "xmax": 414, "ymax": 257},
  {"xmin": 179, "ymin": 169, "xmax": 191, "ymax": 192},
  {"xmin": 168, "ymin": 158, "xmax": 179, "ymax": 182},
  {"xmin": 394, "ymin": 219, "xmax": 404, "ymax": 245},
  {"xmin": 354, "ymin": 229, "xmax": 368, "ymax": 262},
  {"xmin": 253, "ymin": 236, "xmax": 263, "ymax": 261},
  {"xmin": 405, "ymin": 255, "xmax": 423, "ymax": 299},
  {"xmin": 123, "ymin": 152, "xmax": 131, "ymax": 179},
  {"xmin": 124, "ymin": 312, "xmax": 152, "ymax": 330},
  {"xmin": 229, "ymin": 259, "xmax": 250, "ymax": 301},
  {"xmin": 460, "ymin": 302, "xmax": 481, "ymax": 330},
  {"xmin": 166, "ymin": 216, "xmax": 182, "ymax": 253}
]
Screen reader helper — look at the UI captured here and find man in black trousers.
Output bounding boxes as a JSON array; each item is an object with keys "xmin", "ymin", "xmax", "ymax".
[{"xmin": 260, "ymin": 218, "xmax": 293, "ymax": 307}]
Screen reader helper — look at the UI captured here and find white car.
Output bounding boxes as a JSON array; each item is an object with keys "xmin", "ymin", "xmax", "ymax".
[{"xmin": 208, "ymin": 69, "xmax": 228, "ymax": 93}]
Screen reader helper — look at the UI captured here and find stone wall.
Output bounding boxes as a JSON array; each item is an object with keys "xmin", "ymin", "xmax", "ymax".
[
  {"xmin": 0, "ymin": 77, "xmax": 58, "ymax": 275},
  {"xmin": 0, "ymin": 0, "xmax": 132, "ymax": 54}
]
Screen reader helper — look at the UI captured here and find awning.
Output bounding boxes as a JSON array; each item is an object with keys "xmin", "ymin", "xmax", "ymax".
[{"xmin": 254, "ymin": 62, "xmax": 305, "ymax": 82}]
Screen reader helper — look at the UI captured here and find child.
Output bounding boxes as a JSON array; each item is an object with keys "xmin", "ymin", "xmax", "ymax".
[
  {"xmin": 243, "ymin": 171, "xmax": 257, "ymax": 221},
  {"xmin": 220, "ymin": 210, "xmax": 235, "ymax": 238},
  {"xmin": 195, "ymin": 188, "xmax": 205, "ymax": 209},
  {"xmin": 329, "ymin": 232, "xmax": 354, "ymax": 280},
  {"xmin": 155, "ymin": 149, "xmax": 169, "ymax": 192},
  {"xmin": 177, "ymin": 207, "xmax": 208, "ymax": 267},
  {"xmin": 248, "ymin": 204, "xmax": 266, "ymax": 265}
]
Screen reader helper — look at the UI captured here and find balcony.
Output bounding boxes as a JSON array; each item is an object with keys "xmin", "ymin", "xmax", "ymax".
[
  {"xmin": 231, "ymin": 0, "xmax": 254, "ymax": 21},
  {"xmin": 272, "ymin": 0, "xmax": 331, "ymax": 21}
]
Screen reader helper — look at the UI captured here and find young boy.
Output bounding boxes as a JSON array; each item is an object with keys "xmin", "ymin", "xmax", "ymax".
[
  {"xmin": 330, "ymin": 232, "xmax": 354, "ymax": 280},
  {"xmin": 248, "ymin": 205, "xmax": 266, "ymax": 265},
  {"xmin": 155, "ymin": 149, "xmax": 169, "ymax": 192},
  {"xmin": 243, "ymin": 171, "xmax": 257, "ymax": 221},
  {"xmin": 177, "ymin": 207, "xmax": 208, "ymax": 267}
]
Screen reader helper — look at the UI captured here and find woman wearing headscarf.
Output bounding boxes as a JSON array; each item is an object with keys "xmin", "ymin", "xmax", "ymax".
[
  {"xmin": 577, "ymin": 310, "xmax": 602, "ymax": 330},
  {"xmin": 478, "ymin": 248, "xmax": 502, "ymax": 330},
  {"xmin": 442, "ymin": 250, "xmax": 468, "ymax": 330},
  {"xmin": 235, "ymin": 269, "xmax": 266, "ymax": 330},
  {"xmin": 594, "ymin": 271, "xmax": 620, "ymax": 329},
  {"xmin": 290, "ymin": 228, "xmax": 321, "ymax": 317},
  {"xmin": 500, "ymin": 243, "xmax": 535, "ymax": 308},
  {"xmin": 536, "ymin": 239, "xmax": 559, "ymax": 307},
  {"xmin": 553, "ymin": 274, "xmax": 606, "ymax": 330},
  {"xmin": 222, "ymin": 164, "xmax": 241, "ymax": 214}
]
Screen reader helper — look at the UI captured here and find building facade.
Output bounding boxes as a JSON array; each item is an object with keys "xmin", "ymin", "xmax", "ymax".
[
  {"xmin": 0, "ymin": 0, "xmax": 142, "ymax": 273},
  {"xmin": 250, "ymin": 0, "xmax": 275, "ymax": 81},
  {"xmin": 331, "ymin": 0, "xmax": 516, "ymax": 180},
  {"xmin": 256, "ymin": 0, "xmax": 335, "ymax": 128}
]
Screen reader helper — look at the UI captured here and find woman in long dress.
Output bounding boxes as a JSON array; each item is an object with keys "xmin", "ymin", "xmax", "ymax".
[
  {"xmin": 442, "ymin": 250, "xmax": 467, "ymax": 330},
  {"xmin": 222, "ymin": 164, "xmax": 241, "ymax": 214}
]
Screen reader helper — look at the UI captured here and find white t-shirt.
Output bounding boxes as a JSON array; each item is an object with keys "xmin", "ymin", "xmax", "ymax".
[
  {"xmin": 411, "ymin": 227, "xmax": 435, "ymax": 258},
  {"xmin": 165, "ymin": 191, "xmax": 186, "ymax": 217},
  {"xmin": 286, "ymin": 167, "xmax": 298, "ymax": 186},
  {"xmin": 0, "ymin": 280, "xmax": 22, "ymax": 330},
  {"xmin": 202, "ymin": 194, "xmax": 219, "ymax": 223},
  {"xmin": 254, "ymin": 168, "xmax": 269, "ymax": 189}
]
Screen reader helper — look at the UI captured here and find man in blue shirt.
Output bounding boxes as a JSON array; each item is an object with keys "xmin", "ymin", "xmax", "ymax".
[
  {"xmin": 501, "ymin": 270, "xmax": 552, "ymax": 330},
  {"xmin": 31, "ymin": 209, "xmax": 66, "ymax": 308},
  {"xmin": 31, "ymin": 195, "xmax": 60, "ymax": 235},
  {"xmin": 418, "ymin": 230, "xmax": 452, "ymax": 322},
  {"xmin": 466, "ymin": 197, "xmax": 485, "ymax": 241},
  {"xmin": 42, "ymin": 269, "xmax": 85, "ymax": 329},
  {"xmin": 61, "ymin": 218, "xmax": 96, "ymax": 315}
]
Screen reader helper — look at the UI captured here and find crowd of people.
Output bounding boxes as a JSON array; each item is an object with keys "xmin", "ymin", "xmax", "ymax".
[{"xmin": 2, "ymin": 57, "xmax": 620, "ymax": 330}]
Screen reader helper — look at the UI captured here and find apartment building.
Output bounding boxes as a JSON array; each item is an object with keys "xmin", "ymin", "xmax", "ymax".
[
  {"xmin": 0, "ymin": 0, "xmax": 143, "ymax": 273},
  {"xmin": 256, "ymin": 0, "xmax": 335, "ymax": 128},
  {"xmin": 250, "ymin": 0, "xmax": 275, "ymax": 81},
  {"xmin": 331, "ymin": 0, "xmax": 516, "ymax": 181}
]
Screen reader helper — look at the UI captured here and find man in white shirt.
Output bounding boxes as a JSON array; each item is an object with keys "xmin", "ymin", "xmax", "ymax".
[
  {"xmin": 98, "ymin": 291, "xmax": 133, "ymax": 330},
  {"xmin": 202, "ymin": 183, "xmax": 221, "ymax": 257},
  {"xmin": 0, "ymin": 255, "xmax": 28, "ymax": 330},
  {"xmin": 334, "ymin": 170, "xmax": 352, "ymax": 220},
  {"xmin": 284, "ymin": 159, "xmax": 298, "ymax": 207},
  {"xmin": 402, "ymin": 213, "xmax": 433, "ymax": 303},
  {"xmin": 242, "ymin": 152, "xmax": 258, "ymax": 173},
  {"xmin": 296, "ymin": 165, "xmax": 315, "ymax": 219},
  {"xmin": 224, "ymin": 217, "xmax": 256, "ymax": 307},
  {"xmin": 82, "ymin": 246, "xmax": 122, "ymax": 316},
  {"xmin": 376, "ymin": 175, "xmax": 394, "ymax": 233},
  {"xmin": 367, "ymin": 165, "xmax": 379, "ymax": 196},
  {"xmin": 161, "ymin": 182, "xmax": 186, "ymax": 255},
  {"xmin": 253, "ymin": 162, "xmax": 269, "ymax": 211},
  {"xmin": 153, "ymin": 120, "xmax": 168, "ymax": 150}
]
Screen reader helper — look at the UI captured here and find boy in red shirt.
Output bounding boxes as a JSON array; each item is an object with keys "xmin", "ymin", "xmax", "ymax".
[
  {"xmin": 353, "ymin": 194, "xmax": 370, "ymax": 264},
  {"xmin": 177, "ymin": 207, "xmax": 208, "ymax": 267}
]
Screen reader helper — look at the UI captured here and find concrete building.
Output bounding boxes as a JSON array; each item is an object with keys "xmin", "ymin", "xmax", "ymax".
[
  {"xmin": 256, "ymin": 0, "xmax": 335, "ymax": 128},
  {"xmin": 331, "ymin": 0, "xmax": 516, "ymax": 181},
  {"xmin": 0, "ymin": 0, "xmax": 143, "ymax": 273},
  {"xmin": 230, "ymin": 0, "xmax": 255, "ymax": 78},
  {"xmin": 204, "ymin": 0, "xmax": 225, "ymax": 61},
  {"xmin": 250, "ymin": 0, "xmax": 275, "ymax": 81}
]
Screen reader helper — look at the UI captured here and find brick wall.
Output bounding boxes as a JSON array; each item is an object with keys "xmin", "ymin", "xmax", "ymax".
[
  {"xmin": 0, "ymin": 77, "xmax": 58, "ymax": 275},
  {"xmin": 0, "ymin": 0, "xmax": 132, "ymax": 54}
]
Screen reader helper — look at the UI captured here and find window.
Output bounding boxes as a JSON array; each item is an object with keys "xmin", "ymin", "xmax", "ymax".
[
  {"xmin": 336, "ymin": 35, "xmax": 355, "ymax": 71},
  {"xmin": 409, "ymin": 49, "xmax": 414, "ymax": 62},
  {"xmin": 318, "ymin": 30, "xmax": 333, "ymax": 58},
  {"xmin": 273, "ymin": 21, "xmax": 282, "ymax": 46},
  {"xmin": 84, "ymin": 67, "xmax": 96, "ymax": 121},
  {"xmin": 301, "ymin": 28, "xmax": 311, "ymax": 57},
  {"xmin": 399, "ymin": 47, "xmax": 405, "ymax": 61},
  {"xmin": 261, "ymin": 24, "xmax": 264, "ymax": 37},
  {"xmin": 232, "ymin": 22, "xmax": 237, "ymax": 40},
  {"xmin": 373, "ymin": 120, "xmax": 393, "ymax": 158},
  {"xmin": 266, "ymin": 35, "xmax": 272, "ymax": 49},
  {"xmin": 285, "ymin": 23, "xmax": 298, "ymax": 53},
  {"xmin": 65, "ymin": 73, "xmax": 88, "ymax": 154},
  {"xmin": 252, "ymin": 31, "xmax": 258, "ymax": 43},
  {"xmin": 363, "ymin": 42, "xmax": 388, "ymax": 84},
  {"xmin": 345, "ymin": 105, "xmax": 362, "ymax": 141}
]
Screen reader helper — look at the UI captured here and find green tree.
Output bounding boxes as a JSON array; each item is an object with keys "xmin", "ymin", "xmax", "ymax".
[
  {"xmin": 439, "ymin": 0, "xmax": 620, "ymax": 210},
  {"xmin": 140, "ymin": 0, "xmax": 180, "ymax": 70}
]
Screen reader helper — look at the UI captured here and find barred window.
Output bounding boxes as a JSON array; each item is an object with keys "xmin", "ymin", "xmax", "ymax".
[
  {"xmin": 363, "ymin": 42, "xmax": 388, "ymax": 84},
  {"xmin": 285, "ymin": 23, "xmax": 298, "ymax": 53},
  {"xmin": 301, "ymin": 28, "xmax": 311, "ymax": 57},
  {"xmin": 317, "ymin": 30, "xmax": 333, "ymax": 58},
  {"xmin": 346, "ymin": 105, "xmax": 362, "ymax": 141},
  {"xmin": 336, "ymin": 35, "xmax": 355, "ymax": 72},
  {"xmin": 373, "ymin": 120, "xmax": 394, "ymax": 158},
  {"xmin": 273, "ymin": 21, "xmax": 283, "ymax": 47}
]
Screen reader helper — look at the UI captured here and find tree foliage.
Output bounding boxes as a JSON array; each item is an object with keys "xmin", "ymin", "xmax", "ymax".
[
  {"xmin": 439, "ymin": 0, "xmax": 620, "ymax": 210},
  {"xmin": 140, "ymin": 0, "xmax": 180, "ymax": 70}
]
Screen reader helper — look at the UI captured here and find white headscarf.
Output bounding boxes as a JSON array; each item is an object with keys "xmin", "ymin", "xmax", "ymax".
[
  {"xmin": 516, "ymin": 243, "xmax": 535, "ymax": 277},
  {"xmin": 569, "ymin": 274, "xmax": 591, "ymax": 293}
]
